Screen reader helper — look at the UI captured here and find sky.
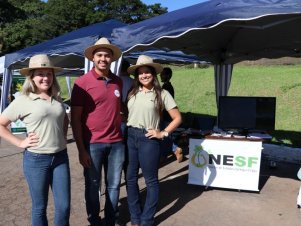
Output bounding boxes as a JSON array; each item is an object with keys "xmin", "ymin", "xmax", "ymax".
[{"xmin": 142, "ymin": 0, "xmax": 207, "ymax": 12}]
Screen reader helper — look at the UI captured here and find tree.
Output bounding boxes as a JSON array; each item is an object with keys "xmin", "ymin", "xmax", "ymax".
[
  {"xmin": 44, "ymin": 0, "xmax": 96, "ymax": 37},
  {"xmin": 0, "ymin": 0, "xmax": 167, "ymax": 56},
  {"xmin": 0, "ymin": 0, "xmax": 24, "ymax": 25},
  {"xmin": 93, "ymin": 0, "xmax": 167, "ymax": 24},
  {"xmin": 0, "ymin": 0, "xmax": 45, "ymax": 54},
  {"xmin": 147, "ymin": 3, "xmax": 168, "ymax": 18}
]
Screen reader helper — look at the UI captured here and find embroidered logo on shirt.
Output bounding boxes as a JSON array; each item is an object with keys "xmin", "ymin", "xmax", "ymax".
[{"xmin": 114, "ymin": 90, "xmax": 120, "ymax": 97}]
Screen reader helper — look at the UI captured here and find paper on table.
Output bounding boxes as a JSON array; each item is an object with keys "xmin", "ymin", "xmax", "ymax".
[{"xmin": 248, "ymin": 133, "xmax": 272, "ymax": 139}]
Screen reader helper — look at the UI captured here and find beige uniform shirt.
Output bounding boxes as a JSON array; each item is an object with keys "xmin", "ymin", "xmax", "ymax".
[
  {"xmin": 127, "ymin": 88, "xmax": 177, "ymax": 130},
  {"xmin": 2, "ymin": 93, "xmax": 66, "ymax": 154}
]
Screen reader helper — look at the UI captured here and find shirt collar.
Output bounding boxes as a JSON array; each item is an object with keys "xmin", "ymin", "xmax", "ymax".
[
  {"xmin": 91, "ymin": 67, "xmax": 112, "ymax": 81},
  {"xmin": 139, "ymin": 86, "xmax": 155, "ymax": 93},
  {"xmin": 28, "ymin": 93, "xmax": 40, "ymax": 100},
  {"xmin": 28, "ymin": 92, "xmax": 53, "ymax": 101}
]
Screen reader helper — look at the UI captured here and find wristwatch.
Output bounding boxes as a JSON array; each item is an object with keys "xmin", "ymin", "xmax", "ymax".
[{"xmin": 162, "ymin": 130, "xmax": 169, "ymax": 138}]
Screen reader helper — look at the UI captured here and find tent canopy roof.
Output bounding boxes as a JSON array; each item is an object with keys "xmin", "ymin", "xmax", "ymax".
[
  {"xmin": 4, "ymin": 19, "xmax": 126, "ymax": 69},
  {"xmin": 111, "ymin": 0, "xmax": 301, "ymax": 64}
]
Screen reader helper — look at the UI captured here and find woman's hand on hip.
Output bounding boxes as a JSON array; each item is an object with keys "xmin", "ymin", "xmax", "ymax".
[
  {"xmin": 145, "ymin": 128, "xmax": 164, "ymax": 139},
  {"xmin": 19, "ymin": 132, "xmax": 39, "ymax": 148}
]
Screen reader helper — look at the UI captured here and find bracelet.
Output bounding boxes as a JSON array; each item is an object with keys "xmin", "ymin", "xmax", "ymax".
[{"xmin": 162, "ymin": 130, "xmax": 169, "ymax": 138}]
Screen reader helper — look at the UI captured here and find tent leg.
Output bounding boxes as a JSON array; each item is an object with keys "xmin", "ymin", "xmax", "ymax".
[
  {"xmin": 214, "ymin": 63, "xmax": 233, "ymax": 107},
  {"xmin": 1, "ymin": 68, "xmax": 12, "ymax": 113}
]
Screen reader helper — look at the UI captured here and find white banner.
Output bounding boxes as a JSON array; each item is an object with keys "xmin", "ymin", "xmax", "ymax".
[
  {"xmin": 11, "ymin": 120, "xmax": 26, "ymax": 134},
  {"xmin": 188, "ymin": 138, "xmax": 262, "ymax": 191}
]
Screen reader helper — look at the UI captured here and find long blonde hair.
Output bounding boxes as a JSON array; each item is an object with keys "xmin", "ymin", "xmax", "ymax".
[{"xmin": 21, "ymin": 69, "xmax": 61, "ymax": 99}]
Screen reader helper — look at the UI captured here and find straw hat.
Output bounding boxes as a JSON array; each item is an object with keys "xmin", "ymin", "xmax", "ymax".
[
  {"xmin": 84, "ymin": 37, "xmax": 122, "ymax": 62},
  {"xmin": 127, "ymin": 55, "xmax": 163, "ymax": 75},
  {"xmin": 19, "ymin": 54, "xmax": 62, "ymax": 76}
]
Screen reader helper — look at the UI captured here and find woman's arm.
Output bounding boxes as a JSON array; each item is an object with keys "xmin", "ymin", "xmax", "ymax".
[
  {"xmin": 145, "ymin": 107, "xmax": 182, "ymax": 139},
  {"xmin": 71, "ymin": 106, "xmax": 91, "ymax": 168},
  {"xmin": 161, "ymin": 107, "xmax": 182, "ymax": 135},
  {"xmin": 63, "ymin": 114, "xmax": 69, "ymax": 139},
  {"xmin": 0, "ymin": 114, "xmax": 39, "ymax": 148}
]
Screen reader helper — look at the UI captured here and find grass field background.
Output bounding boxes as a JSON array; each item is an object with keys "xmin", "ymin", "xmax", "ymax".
[{"xmin": 59, "ymin": 64, "xmax": 301, "ymax": 147}]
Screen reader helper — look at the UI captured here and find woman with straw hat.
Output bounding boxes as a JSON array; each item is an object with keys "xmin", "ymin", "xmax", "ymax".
[
  {"xmin": 0, "ymin": 54, "xmax": 70, "ymax": 226},
  {"xmin": 126, "ymin": 55, "xmax": 182, "ymax": 226}
]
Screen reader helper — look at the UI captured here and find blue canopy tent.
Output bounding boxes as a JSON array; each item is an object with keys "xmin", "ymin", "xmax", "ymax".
[
  {"xmin": 4, "ymin": 20, "xmax": 126, "ymax": 70},
  {"xmin": 111, "ymin": 0, "xmax": 301, "ymax": 104},
  {"xmin": 125, "ymin": 49, "xmax": 204, "ymax": 64},
  {"xmin": 0, "ymin": 19, "xmax": 203, "ymax": 112},
  {"xmin": 0, "ymin": 19, "xmax": 126, "ymax": 112}
]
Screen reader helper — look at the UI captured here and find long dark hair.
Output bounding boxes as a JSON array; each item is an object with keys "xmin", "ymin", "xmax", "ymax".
[{"xmin": 128, "ymin": 66, "xmax": 163, "ymax": 116}]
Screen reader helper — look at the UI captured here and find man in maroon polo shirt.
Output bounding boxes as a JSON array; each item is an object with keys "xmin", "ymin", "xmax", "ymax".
[{"xmin": 71, "ymin": 37, "xmax": 124, "ymax": 226}]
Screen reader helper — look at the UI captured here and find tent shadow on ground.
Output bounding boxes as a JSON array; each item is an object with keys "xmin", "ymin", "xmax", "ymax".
[
  {"xmin": 258, "ymin": 160, "xmax": 300, "ymax": 191},
  {"xmin": 117, "ymin": 165, "xmax": 204, "ymax": 225},
  {"xmin": 154, "ymin": 165, "xmax": 204, "ymax": 225},
  {"xmin": 180, "ymin": 160, "xmax": 300, "ymax": 196},
  {"xmin": 107, "ymin": 149, "xmax": 300, "ymax": 225},
  {"xmin": 206, "ymin": 159, "xmax": 301, "ymax": 194},
  {"xmin": 117, "ymin": 161, "xmax": 300, "ymax": 225}
]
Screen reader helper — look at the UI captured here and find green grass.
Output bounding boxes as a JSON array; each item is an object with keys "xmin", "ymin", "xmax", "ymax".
[
  {"xmin": 171, "ymin": 64, "xmax": 301, "ymax": 147},
  {"xmin": 58, "ymin": 76, "xmax": 76, "ymax": 101},
  {"xmin": 171, "ymin": 65, "xmax": 217, "ymax": 116},
  {"xmin": 58, "ymin": 64, "xmax": 301, "ymax": 147}
]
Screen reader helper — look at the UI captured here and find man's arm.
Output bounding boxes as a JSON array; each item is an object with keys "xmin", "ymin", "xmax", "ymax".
[
  {"xmin": 71, "ymin": 106, "xmax": 91, "ymax": 168},
  {"xmin": 63, "ymin": 114, "xmax": 69, "ymax": 140}
]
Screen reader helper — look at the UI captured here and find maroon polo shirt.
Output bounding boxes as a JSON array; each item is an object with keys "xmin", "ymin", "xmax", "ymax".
[{"xmin": 71, "ymin": 67, "xmax": 123, "ymax": 143}]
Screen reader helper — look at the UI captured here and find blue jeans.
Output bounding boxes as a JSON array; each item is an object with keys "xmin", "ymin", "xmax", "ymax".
[
  {"xmin": 84, "ymin": 142, "xmax": 125, "ymax": 226},
  {"xmin": 121, "ymin": 122, "xmax": 128, "ymax": 139},
  {"xmin": 126, "ymin": 127, "xmax": 161, "ymax": 226},
  {"xmin": 121, "ymin": 122, "xmax": 129, "ymax": 178},
  {"xmin": 23, "ymin": 149, "xmax": 70, "ymax": 226}
]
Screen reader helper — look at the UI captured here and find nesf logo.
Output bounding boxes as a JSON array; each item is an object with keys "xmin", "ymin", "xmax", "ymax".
[
  {"xmin": 191, "ymin": 145, "xmax": 207, "ymax": 168},
  {"xmin": 209, "ymin": 154, "xmax": 258, "ymax": 168},
  {"xmin": 191, "ymin": 145, "xmax": 259, "ymax": 168}
]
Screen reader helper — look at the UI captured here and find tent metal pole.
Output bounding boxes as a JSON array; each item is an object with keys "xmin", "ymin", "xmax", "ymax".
[{"xmin": 214, "ymin": 64, "xmax": 233, "ymax": 107}]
